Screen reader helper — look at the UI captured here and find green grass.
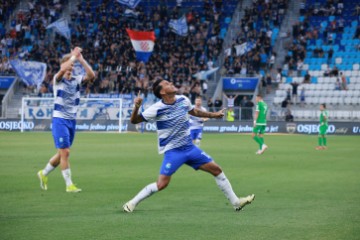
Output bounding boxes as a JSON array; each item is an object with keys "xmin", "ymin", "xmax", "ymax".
[{"xmin": 0, "ymin": 132, "xmax": 359, "ymax": 240}]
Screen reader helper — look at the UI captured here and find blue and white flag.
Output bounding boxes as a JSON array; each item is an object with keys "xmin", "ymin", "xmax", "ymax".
[
  {"xmin": 116, "ymin": 0, "xmax": 141, "ymax": 9},
  {"xmin": 46, "ymin": 18, "xmax": 71, "ymax": 40},
  {"xmin": 192, "ymin": 67, "xmax": 219, "ymax": 80},
  {"xmin": 235, "ymin": 42, "xmax": 256, "ymax": 56},
  {"xmin": 10, "ymin": 60, "xmax": 47, "ymax": 89},
  {"xmin": 124, "ymin": 8, "xmax": 139, "ymax": 18},
  {"xmin": 169, "ymin": 15, "xmax": 188, "ymax": 36}
]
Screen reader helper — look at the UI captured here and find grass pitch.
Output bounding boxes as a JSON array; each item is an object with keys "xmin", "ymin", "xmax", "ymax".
[{"xmin": 0, "ymin": 132, "xmax": 359, "ymax": 240}]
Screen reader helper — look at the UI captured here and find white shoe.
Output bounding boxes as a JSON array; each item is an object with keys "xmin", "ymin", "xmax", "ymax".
[
  {"xmin": 255, "ymin": 150, "xmax": 261, "ymax": 155},
  {"xmin": 234, "ymin": 194, "xmax": 255, "ymax": 211},
  {"xmin": 123, "ymin": 201, "xmax": 136, "ymax": 213},
  {"xmin": 260, "ymin": 144, "xmax": 268, "ymax": 154}
]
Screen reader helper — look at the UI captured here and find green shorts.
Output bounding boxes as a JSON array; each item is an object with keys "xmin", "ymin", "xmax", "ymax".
[
  {"xmin": 319, "ymin": 124, "xmax": 328, "ymax": 135},
  {"xmin": 253, "ymin": 125, "xmax": 266, "ymax": 134}
]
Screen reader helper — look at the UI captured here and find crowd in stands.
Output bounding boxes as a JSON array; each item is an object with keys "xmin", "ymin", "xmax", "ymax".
[
  {"xmin": 283, "ymin": 0, "xmax": 360, "ymax": 79},
  {"xmin": 0, "ymin": 0, "xmax": 67, "ymax": 75},
  {"xmin": 222, "ymin": 0, "xmax": 287, "ymax": 76},
  {"xmin": 1, "ymin": 0, "xmax": 238, "ymax": 104}
]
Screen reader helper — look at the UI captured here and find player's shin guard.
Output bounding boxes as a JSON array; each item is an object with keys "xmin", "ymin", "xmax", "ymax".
[
  {"xmin": 130, "ymin": 182, "xmax": 159, "ymax": 206},
  {"xmin": 214, "ymin": 172, "xmax": 239, "ymax": 206}
]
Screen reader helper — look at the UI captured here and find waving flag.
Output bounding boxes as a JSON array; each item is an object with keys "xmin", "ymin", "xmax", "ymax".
[
  {"xmin": 193, "ymin": 67, "xmax": 219, "ymax": 80},
  {"xmin": 10, "ymin": 60, "xmax": 47, "ymax": 89},
  {"xmin": 126, "ymin": 29, "xmax": 155, "ymax": 63},
  {"xmin": 169, "ymin": 15, "xmax": 188, "ymax": 36},
  {"xmin": 116, "ymin": 0, "xmax": 142, "ymax": 9},
  {"xmin": 234, "ymin": 42, "xmax": 255, "ymax": 56},
  {"xmin": 46, "ymin": 18, "xmax": 71, "ymax": 40}
]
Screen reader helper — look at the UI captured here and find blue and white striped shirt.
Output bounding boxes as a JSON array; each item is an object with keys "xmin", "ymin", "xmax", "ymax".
[
  {"xmin": 189, "ymin": 106, "xmax": 206, "ymax": 130},
  {"xmin": 141, "ymin": 95, "xmax": 194, "ymax": 154},
  {"xmin": 53, "ymin": 74, "xmax": 83, "ymax": 120}
]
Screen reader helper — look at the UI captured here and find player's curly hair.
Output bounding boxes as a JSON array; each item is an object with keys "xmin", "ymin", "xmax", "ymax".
[{"xmin": 153, "ymin": 79, "xmax": 164, "ymax": 99}]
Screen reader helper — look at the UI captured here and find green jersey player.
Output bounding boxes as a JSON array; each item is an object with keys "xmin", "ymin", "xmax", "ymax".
[
  {"xmin": 316, "ymin": 104, "xmax": 328, "ymax": 150},
  {"xmin": 252, "ymin": 94, "xmax": 268, "ymax": 154}
]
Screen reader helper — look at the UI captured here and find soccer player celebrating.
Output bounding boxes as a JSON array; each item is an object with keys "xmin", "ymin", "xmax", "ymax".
[
  {"xmin": 316, "ymin": 103, "xmax": 329, "ymax": 150},
  {"xmin": 252, "ymin": 94, "xmax": 268, "ymax": 154},
  {"xmin": 37, "ymin": 47, "xmax": 95, "ymax": 192},
  {"xmin": 123, "ymin": 79, "xmax": 255, "ymax": 212},
  {"xmin": 189, "ymin": 96, "xmax": 208, "ymax": 147}
]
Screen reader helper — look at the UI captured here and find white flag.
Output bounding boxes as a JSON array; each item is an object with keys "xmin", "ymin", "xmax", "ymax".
[
  {"xmin": 169, "ymin": 15, "xmax": 188, "ymax": 36},
  {"xmin": 46, "ymin": 18, "xmax": 71, "ymax": 40}
]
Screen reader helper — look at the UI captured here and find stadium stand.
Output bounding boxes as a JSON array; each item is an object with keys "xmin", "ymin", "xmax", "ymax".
[
  {"xmin": 1, "ymin": 0, "xmax": 238, "ymax": 104},
  {"xmin": 222, "ymin": 0, "xmax": 287, "ymax": 76},
  {"xmin": 273, "ymin": 0, "xmax": 360, "ymax": 121}
]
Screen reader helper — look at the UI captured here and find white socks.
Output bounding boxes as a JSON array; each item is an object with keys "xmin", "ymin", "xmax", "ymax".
[
  {"xmin": 61, "ymin": 168, "xmax": 73, "ymax": 187},
  {"xmin": 130, "ymin": 182, "xmax": 159, "ymax": 206},
  {"xmin": 214, "ymin": 172, "xmax": 239, "ymax": 206},
  {"xmin": 43, "ymin": 163, "xmax": 55, "ymax": 176}
]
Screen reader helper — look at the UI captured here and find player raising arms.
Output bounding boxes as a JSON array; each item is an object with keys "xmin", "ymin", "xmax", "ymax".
[
  {"xmin": 189, "ymin": 96, "xmax": 208, "ymax": 147},
  {"xmin": 37, "ymin": 47, "xmax": 95, "ymax": 192},
  {"xmin": 316, "ymin": 103, "xmax": 329, "ymax": 150},
  {"xmin": 123, "ymin": 79, "xmax": 255, "ymax": 212},
  {"xmin": 252, "ymin": 94, "xmax": 268, "ymax": 154}
]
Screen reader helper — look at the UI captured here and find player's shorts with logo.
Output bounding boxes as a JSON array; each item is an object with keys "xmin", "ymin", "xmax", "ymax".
[
  {"xmin": 253, "ymin": 125, "xmax": 266, "ymax": 134},
  {"xmin": 52, "ymin": 117, "xmax": 76, "ymax": 149},
  {"xmin": 319, "ymin": 124, "xmax": 328, "ymax": 135},
  {"xmin": 160, "ymin": 144, "xmax": 212, "ymax": 176}
]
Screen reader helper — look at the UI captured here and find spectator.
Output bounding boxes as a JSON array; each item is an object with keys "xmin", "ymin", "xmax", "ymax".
[
  {"xmin": 334, "ymin": 78, "xmax": 341, "ymax": 90},
  {"xmin": 207, "ymin": 97, "xmax": 214, "ymax": 112},
  {"xmin": 286, "ymin": 88, "xmax": 291, "ymax": 101},
  {"xmin": 214, "ymin": 97, "xmax": 223, "ymax": 111},
  {"xmin": 226, "ymin": 108, "xmax": 235, "ymax": 122},
  {"xmin": 281, "ymin": 97, "xmax": 289, "ymax": 116},
  {"xmin": 300, "ymin": 87, "xmax": 305, "ymax": 107},
  {"xmin": 340, "ymin": 72, "xmax": 347, "ymax": 90},
  {"xmin": 244, "ymin": 97, "xmax": 254, "ymax": 120},
  {"xmin": 223, "ymin": 93, "xmax": 239, "ymax": 109},
  {"xmin": 285, "ymin": 107, "xmax": 294, "ymax": 122},
  {"xmin": 290, "ymin": 81, "xmax": 299, "ymax": 105}
]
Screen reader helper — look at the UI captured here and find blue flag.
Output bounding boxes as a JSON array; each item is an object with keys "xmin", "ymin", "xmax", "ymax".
[
  {"xmin": 10, "ymin": 60, "xmax": 47, "ymax": 89},
  {"xmin": 46, "ymin": 18, "xmax": 71, "ymax": 40},
  {"xmin": 169, "ymin": 15, "xmax": 188, "ymax": 36},
  {"xmin": 116, "ymin": 0, "xmax": 142, "ymax": 9}
]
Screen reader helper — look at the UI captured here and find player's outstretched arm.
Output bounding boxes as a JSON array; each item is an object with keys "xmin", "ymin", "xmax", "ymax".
[
  {"xmin": 189, "ymin": 108, "xmax": 225, "ymax": 119},
  {"xmin": 130, "ymin": 92, "xmax": 145, "ymax": 124}
]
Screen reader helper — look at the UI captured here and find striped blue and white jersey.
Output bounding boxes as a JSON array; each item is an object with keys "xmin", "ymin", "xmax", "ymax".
[
  {"xmin": 53, "ymin": 74, "xmax": 83, "ymax": 120},
  {"xmin": 141, "ymin": 95, "xmax": 194, "ymax": 154},
  {"xmin": 189, "ymin": 106, "xmax": 206, "ymax": 130}
]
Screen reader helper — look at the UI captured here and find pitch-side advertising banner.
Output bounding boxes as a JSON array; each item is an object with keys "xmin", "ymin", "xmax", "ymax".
[{"xmin": 1, "ymin": 120, "xmax": 360, "ymax": 135}]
